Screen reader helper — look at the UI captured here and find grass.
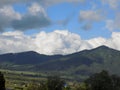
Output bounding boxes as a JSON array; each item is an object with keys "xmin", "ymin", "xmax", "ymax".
[
  {"xmin": 0, "ymin": 69, "xmax": 82, "ymax": 89},
  {"xmin": 0, "ymin": 69, "xmax": 47, "ymax": 89}
]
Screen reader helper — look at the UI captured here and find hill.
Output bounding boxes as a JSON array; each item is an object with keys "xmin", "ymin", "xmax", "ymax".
[{"xmin": 0, "ymin": 45, "xmax": 120, "ymax": 80}]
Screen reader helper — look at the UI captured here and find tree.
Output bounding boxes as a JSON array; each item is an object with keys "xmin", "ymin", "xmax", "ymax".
[
  {"xmin": 0, "ymin": 72, "xmax": 5, "ymax": 90},
  {"xmin": 47, "ymin": 76, "xmax": 65, "ymax": 90},
  {"xmin": 84, "ymin": 70, "xmax": 113, "ymax": 90},
  {"xmin": 111, "ymin": 75, "xmax": 120, "ymax": 90}
]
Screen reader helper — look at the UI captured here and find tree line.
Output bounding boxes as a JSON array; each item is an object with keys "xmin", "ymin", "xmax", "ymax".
[{"xmin": 1, "ymin": 70, "xmax": 120, "ymax": 90}]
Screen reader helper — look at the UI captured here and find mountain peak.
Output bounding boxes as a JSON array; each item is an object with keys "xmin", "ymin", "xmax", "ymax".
[
  {"xmin": 96, "ymin": 45, "xmax": 110, "ymax": 49},
  {"xmin": 89, "ymin": 45, "xmax": 120, "ymax": 54}
]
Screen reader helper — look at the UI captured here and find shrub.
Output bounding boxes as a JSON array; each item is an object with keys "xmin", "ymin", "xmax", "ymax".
[
  {"xmin": 47, "ymin": 76, "xmax": 65, "ymax": 90},
  {"xmin": 0, "ymin": 72, "xmax": 5, "ymax": 90}
]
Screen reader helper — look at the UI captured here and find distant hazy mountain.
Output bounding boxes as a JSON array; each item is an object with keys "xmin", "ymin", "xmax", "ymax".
[{"xmin": 0, "ymin": 45, "xmax": 120, "ymax": 80}]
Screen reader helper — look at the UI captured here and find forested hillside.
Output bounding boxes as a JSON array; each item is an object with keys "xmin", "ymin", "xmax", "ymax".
[{"xmin": 0, "ymin": 46, "xmax": 120, "ymax": 80}]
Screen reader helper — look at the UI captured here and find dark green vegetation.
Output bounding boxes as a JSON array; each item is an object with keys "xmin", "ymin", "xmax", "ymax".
[
  {"xmin": 85, "ymin": 70, "xmax": 120, "ymax": 90},
  {"xmin": 0, "ymin": 45, "xmax": 120, "ymax": 81},
  {"xmin": 0, "ymin": 72, "xmax": 5, "ymax": 90},
  {"xmin": 26, "ymin": 75, "xmax": 65, "ymax": 90},
  {"xmin": 2, "ymin": 70, "xmax": 120, "ymax": 90},
  {"xmin": 47, "ymin": 76, "xmax": 65, "ymax": 90}
]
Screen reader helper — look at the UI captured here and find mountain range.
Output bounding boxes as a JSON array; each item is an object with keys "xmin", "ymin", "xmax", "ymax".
[{"xmin": 0, "ymin": 45, "xmax": 120, "ymax": 80}]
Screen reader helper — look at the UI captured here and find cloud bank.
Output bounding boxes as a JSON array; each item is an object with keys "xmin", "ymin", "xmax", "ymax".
[
  {"xmin": 0, "ymin": 3, "xmax": 51, "ymax": 31},
  {"xmin": 0, "ymin": 0, "xmax": 85, "ymax": 31},
  {"xmin": 0, "ymin": 0, "xmax": 119, "ymax": 31},
  {"xmin": 0, "ymin": 30, "xmax": 120, "ymax": 55},
  {"xmin": 0, "ymin": 0, "xmax": 86, "ymax": 6},
  {"xmin": 0, "ymin": 6, "xmax": 21, "ymax": 31}
]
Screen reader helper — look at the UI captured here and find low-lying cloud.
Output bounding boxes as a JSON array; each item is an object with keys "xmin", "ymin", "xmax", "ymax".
[{"xmin": 0, "ymin": 30, "xmax": 120, "ymax": 55}]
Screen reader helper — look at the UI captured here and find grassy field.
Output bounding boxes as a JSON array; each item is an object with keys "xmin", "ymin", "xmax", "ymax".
[
  {"xmin": 0, "ymin": 69, "xmax": 77, "ymax": 90},
  {"xmin": 0, "ymin": 69, "xmax": 47, "ymax": 89}
]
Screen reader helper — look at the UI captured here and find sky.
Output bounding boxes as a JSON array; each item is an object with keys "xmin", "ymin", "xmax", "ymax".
[{"xmin": 0, "ymin": 0, "xmax": 120, "ymax": 55}]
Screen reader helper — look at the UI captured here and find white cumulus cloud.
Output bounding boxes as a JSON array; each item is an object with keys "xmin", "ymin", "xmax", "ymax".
[
  {"xmin": 0, "ymin": 3, "xmax": 51, "ymax": 31},
  {"xmin": 0, "ymin": 31, "xmax": 36, "ymax": 54},
  {"xmin": 0, "ymin": 6, "xmax": 21, "ymax": 31},
  {"xmin": 0, "ymin": 30, "xmax": 120, "ymax": 55},
  {"xmin": 34, "ymin": 30, "xmax": 84, "ymax": 55},
  {"xmin": 12, "ymin": 3, "xmax": 51, "ymax": 30}
]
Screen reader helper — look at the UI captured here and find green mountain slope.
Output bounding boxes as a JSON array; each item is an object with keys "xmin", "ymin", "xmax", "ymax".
[{"xmin": 0, "ymin": 45, "xmax": 120, "ymax": 80}]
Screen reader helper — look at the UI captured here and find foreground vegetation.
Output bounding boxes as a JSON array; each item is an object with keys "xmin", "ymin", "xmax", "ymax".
[{"xmin": 1, "ymin": 70, "xmax": 120, "ymax": 90}]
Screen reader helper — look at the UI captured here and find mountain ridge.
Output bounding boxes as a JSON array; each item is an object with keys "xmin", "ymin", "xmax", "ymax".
[
  {"xmin": 0, "ymin": 45, "xmax": 119, "ymax": 56},
  {"xmin": 0, "ymin": 45, "xmax": 120, "ymax": 80}
]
